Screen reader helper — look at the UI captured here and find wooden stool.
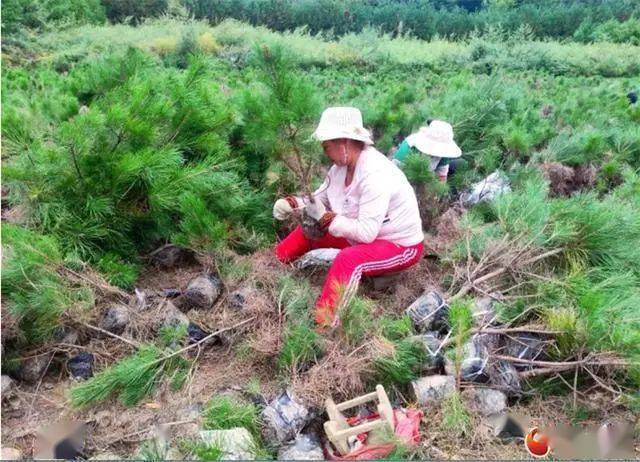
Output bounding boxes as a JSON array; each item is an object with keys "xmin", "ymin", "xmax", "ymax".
[{"xmin": 324, "ymin": 384, "xmax": 394, "ymax": 455}]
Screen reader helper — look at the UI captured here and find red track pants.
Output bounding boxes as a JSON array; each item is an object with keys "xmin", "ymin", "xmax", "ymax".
[{"xmin": 275, "ymin": 226, "xmax": 424, "ymax": 327}]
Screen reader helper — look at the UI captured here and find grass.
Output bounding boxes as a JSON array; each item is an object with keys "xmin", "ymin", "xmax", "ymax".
[
  {"xmin": 373, "ymin": 338, "xmax": 426, "ymax": 389},
  {"xmin": 278, "ymin": 321, "xmax": 323, "ymax": 371},
  {"xmin": 340, "ymin": 296, "xmax": 375, "ymax": 346},
  {"xmin": 201, "ymin": 395, "xmax": 260, "ymax": 436},
  {"xmin": 441, "ymin": 392, "xmax": 472, "ymax": 438}
]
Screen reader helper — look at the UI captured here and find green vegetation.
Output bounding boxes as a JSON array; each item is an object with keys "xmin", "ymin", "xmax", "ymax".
[
  {"xmin": 441, "ymin": 392, "xmax": 472, "ymax": 437},
  {"xmin": 2, "ymin": 0, "xmax": 639, "ymax": 440},
  {"xmin": 201, "ymin": 395, "xmax": 260, "ymax": 436},
  {"xmin": 70, "ymin": 344, "xmax": 190, "ymax": 407}
]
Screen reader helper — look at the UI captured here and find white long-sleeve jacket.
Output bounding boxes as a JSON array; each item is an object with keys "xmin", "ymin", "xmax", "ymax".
[{"xmin": 304, "ymin": 146, "xmax": 424, "ymax": 247}]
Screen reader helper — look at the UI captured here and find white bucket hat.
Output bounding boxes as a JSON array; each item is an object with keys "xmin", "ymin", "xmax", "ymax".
[
  {"xmin": 405, "ymin": 120, "xmax": 461, "ymax": 158},
  {"xmin": 313, "ymin": 107, "xmax": 374, "ymax": 145}
]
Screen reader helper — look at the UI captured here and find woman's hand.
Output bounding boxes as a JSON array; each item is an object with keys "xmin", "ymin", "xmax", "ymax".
[{"xmin": 273, "ymin": 196, "xmax": 299, "ymax": 220}]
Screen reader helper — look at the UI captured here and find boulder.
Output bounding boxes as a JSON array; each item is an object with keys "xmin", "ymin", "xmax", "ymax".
[
  {"xmin": 462, "ymin": 388, "xmax": 507, "ymax": 416},
  {"xmin": 262, "ymin": 390, "xmax": 310, "ymax": 446},
  {"xmin": 444, "ymin": 335, "xmax": 490, "ymax": 383},
  {"xmin": 199, "ymin": 428, "xmax": 255, "ymax": 460},
  {"xmin": 99, "ymin": 304, "xmax": 130, "ymax": 335},
  {"xmin": 179, "ymin": 274, "xmax": 222, "ymax": 310},
  {"xmin": 411, "ymin": 332, "xmax": 444, "ymax": 373},
  {"xmin": 488, "ymin": 360, "xmax": 522, "ymax": 397},
  {"xmin": 54, "ymin": 326, "xmax": 79, "ymax": 345},
  {"xmin": 187, "ymin": 323, "xmax": 210, "ymax": 344},
  {"xmin": 18, "ymin": 354, "xmax": 51, "ymax": 383},
  {"xmin": 504, "ymin": 334, "xmax": 548, "ymax": 369},
  {"xmin": 405, "ymin": 290, "xmax": 448, "ymax": 333},
  {"xmin": 277, "ymin": 434, "xmax": 324, "ymax": 460},
  {"xmin": 149, "ymin": 244, "xmax": 194, "ymax": 268},
  {"xmin": 1, "ymin": 448, "xmax": 22, "ymax": 460},
  {"xmin": 228, "ymin": 287, "xmax": 254, "ymax": 310},
  {"xmin": 89, "ymin": 452, "xmax": 123, "ymax": 460},
  {"xmin": 411, "ymin": 375, "xmax": 455, "ymax": 405},
  {"xmin": 162, "ymin": 302, "xmax": 189, "ymax": 330},
  {"xmin": 460, "ymin": 171, "xmax": 511, "ymax": 206},
  {"xmin": 1, "ymin": 375, "xmax": 15, "ymax": 400},
  {"xmin": 472, "ymin": 296, "xmax": 498, "ymax": 326},
  {"xmin": 296, "ymin": 248, "xmax": 340, "ymax": 270},
  {"xmin": 68, "ymin": 352, "xmax": 94, "ymax": 380}
]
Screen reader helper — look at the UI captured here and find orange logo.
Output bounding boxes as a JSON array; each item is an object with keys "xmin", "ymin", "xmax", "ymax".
[{"xmin": 525, "ymin": 427, "xmax": 551, "ymax": 458}]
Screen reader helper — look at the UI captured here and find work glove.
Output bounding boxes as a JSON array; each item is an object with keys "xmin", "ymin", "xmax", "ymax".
[
  {"xmin": 273, "ymin": 196, "xmax": 299, "ymax": 220},
  {"xmin": 318, "ymin": 212, "xmax": 337, "ymax": 231}
]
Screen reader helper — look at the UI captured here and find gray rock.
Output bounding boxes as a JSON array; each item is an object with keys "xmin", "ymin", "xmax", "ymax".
[
  {"xmin": 99, "ymin": 304, "xmax": 130, "ymax": 335},
  {"xmin": 489, "ymin": 360, "xmax": 522, "ymax": 396},
  {"xmin": 504, "ymin": 334, "xmax": 548, "ymax": 368},
  {"xmin": 89, "ymin": 452, "xmax": 123, "ymax": 460},
  {"xmin": 262, "ymin": 390, "xmax": 310, "ymax": 445},
  {"xmin": 161, "ymin": 302, "xmax": 189, "ymax": 330},
  {"xmin": 412, "ymin": 332, "xmax": 444, "ymax": 373},
  {"xmin": 228, "ymin": 287, "xmax": 254, "ymax": 310},
  {"xmin": 55, "ymin": 326, "xmax": 79, "ymax": 345},
  {"xmin": 277, "ymin": 434, "xmax": 324, "ymax": 460},
  {"xmin": 1, "ymin": 447, "xmax": 22, "ymax": 460},
  {"xmin": 18, "ymin": 354, "xmax": 51, "ymax": 383},
  {"xmin": 484, "ymin": 413, "xmax": 529, "ymax": 439},
  {"xmin": 149, "ymin": 244, "xmax": 194, "ymax": 269},
  {"xmin": 1, "ymin": 375, "xmax": 15, "ymax": 400},
  {"xmin": 472, "ymin": 296, "xmax": 498, "ymax": 326},
  {"xmin": 296, "ymin": 248, "xmax": 340, "ymax": 270},
  {"xmin": 462, "ymin": 388, "xmax": 507, "ymax": 416},
  {"xmin": 444, "ymin": 335, "xmax": 490, "ymax": 383},
  {"xmin": 411, "ymin": 375, "xmax": 455, "ymax": 405},
  {"xmin": 68, "ymin": 352, "xmax": 94, "ymax": 380},
  {"xmin": 460, "ymin": 171, "xmax": 511, "ymax": 206},
  {"xmin": 180, "ymin": 274, "xmax": 222, "ymax": 310},
  {"xmin": 200, "ymin": 428, "xmax": 255, "ymax": 460},
  {"xmin": 405, "ymin": 290, "xmax": 448, "ymax": 333},
  {"xmin": 78, "ymin": 105, "xmax": 90, "ymax": 115}
]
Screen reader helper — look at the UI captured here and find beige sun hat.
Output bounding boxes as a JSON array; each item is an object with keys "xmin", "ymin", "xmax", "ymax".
[
  {"xmin": 405, "ymin": 120, "xmax": 461, "ymax": 158},
  {"xmin": 313, "ymin": 107, "xmax": 374, "ymax": 145}
]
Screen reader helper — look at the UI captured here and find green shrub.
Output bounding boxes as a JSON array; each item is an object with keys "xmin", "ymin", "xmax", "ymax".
[
  {"xmin": 1, "ymin": 224, "xmax": 94, "ymax": 348},
  {"xmin": 278, "ymin": 321, "xmax": 323, "ymax": 371},
  {"xmin": 373, "ymin": 338, "xmax": 425, "ymax": 389},
  {"xmin": 202, "ymin": 395, "xmax": 260, "ymax": 436}
]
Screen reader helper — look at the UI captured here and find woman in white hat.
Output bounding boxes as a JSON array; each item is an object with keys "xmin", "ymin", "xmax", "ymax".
[
  {"xmin": 272, "ymin": 107, "xmax": 424, "ymax": 329},
  {"xmin": 393, "ymin": 120, "xmax": 462, "ymax": 182}
]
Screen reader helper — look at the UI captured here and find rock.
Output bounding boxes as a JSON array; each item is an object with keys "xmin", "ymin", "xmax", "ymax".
[
  {"xmin": 472, "ymin": 296, "xmax": 498, "ymax": 326},
  {"xmin": 228, "ymin": 287, "xmax": 253, "ymax": 310},
  {"xmin": 18, "ymin": 354, "xmax": 51, "ymax": 383},
  {"xmin": 1, "ymin": 375, "xmax": 15, "ymax": 400},
  {"xmin": 99, "ymin": 304, "xmax": 130, "ymax": 335},
  {"xmin": 444, "ymin": 335, "xmax": 491, "ymax": 383},
  {"xmin": 462, "ymin": 388, "xmax": 507, "ymax": 416},
  {"xmin": 163, "ymin": 288, "xmax": 182, "ymax": 298},
  {"xmin": 411, "ymin": 375, "xmax": 455, "ymax": 405},
  {"xmin": 460, "ymin": 171, "xmax": 511, "ymax": 206},
  {"xmin": 200, "ymin": 428, "xmax": 255, "ymax": 460},
  {"xmin": 301, "ymin": 202, "xmax": 326, "ymax": 239},
  {"xmin": 162, "ymin": 302, "xmax": 189, "ymax": 330},
  {"xmin": 89, "ymin": 452, "xmax": 123, "ymax": 460},
  {"xmin": 54, "ymin": 326, "xmax": 79, "ymax": 345},
  {"xmin": 1, "ymin": 447, "xmax": 22, "ymax": 460},
  {"xmin": 277, "ymin": 434, "xmax": 324, "ymax": 460},
  {"xmin": 78, "ymin": 105, "xmax": 90, "ymax": 115},
  {"xmin": 68, "ymin": 352, "xmax": 94, "ymax": 380},
  {"xmin": 262, "ymin": 390, "xmax": 310, "ymax": 445},
  {"xmin": 504, "ymin": 334, "xmax": 548, "ymax": 368},
  {"xmin": 187, "ymin": 323, "xmax": 209, "ymax": 344},
  {"xmin": 179, "ymin": 274, "xmax": 222, "ymax": 310},
  {"xmin": 149, "ymin": 244, "xmax": 194, "ymax": 268},
  {"xmin": 627, "ymin": 90, "xmax": 637, "ymax": 105},
  {"xmin": 296, "ymin": 248, "xmax": 340, "ymax": 270},
  {"xmin": 405, "ymin": 290, "xmax": 448, "ymax": 333},
  {"xmin": 484, "ymin": 412, "xmax": 530, "ymax": 439},
  {"xmin": 412, "ymin": 332, "xmax": 444, "ymax": 373},
  {"xmin": 488, "ymin": 360, "xmax": 522, "ymax": 396}
]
